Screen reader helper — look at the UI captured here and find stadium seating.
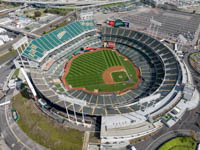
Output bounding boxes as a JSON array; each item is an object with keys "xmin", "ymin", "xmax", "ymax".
[{"xmin": 22, "ymin": 20, "xmax": 96, "ymax": 62}]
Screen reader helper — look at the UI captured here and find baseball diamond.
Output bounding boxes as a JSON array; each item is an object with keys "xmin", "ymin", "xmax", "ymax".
[{"xmin": 62, "ymin": 48, "xmax": 141, "ymax": 93}]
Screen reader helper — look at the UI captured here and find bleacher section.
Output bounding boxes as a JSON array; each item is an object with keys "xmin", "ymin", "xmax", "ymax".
[{"xmin": 22, "ymin": 20, "xmax": 96, "ymax": 62}]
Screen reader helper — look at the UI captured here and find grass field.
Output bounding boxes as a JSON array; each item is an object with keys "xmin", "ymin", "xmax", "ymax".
[
  {"xmin": 12, "ymin": 89, "xmax": 84, "ymax": 150},
  {"xmin": 65, "ymin": 49, "xmax": 139, "ymax": 92},
  {"xmin": 158, "ymin": 137, "xmax": 197, "ymax": 150},
  {"xmin": 112, "ymin": 71, "xmax": 128, "ymax": 82}
]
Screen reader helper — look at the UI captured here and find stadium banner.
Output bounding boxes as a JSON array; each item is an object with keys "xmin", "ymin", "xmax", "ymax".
[
  {"xmin": 105, "ymin": 19, "xmax": 129, "ymax": 28},
  {"xmin": 123, "ymin": 22, "xmax": 129, "ymax": 28},
  {"xmin": 104, "ymin": 42, "xmax": 107, "ymax": 47},
  {"xmin": 106, "ymin": 20, "xmax": 115, "ymax": 27},
  {"xmin": 115, "ymin": 20, "xmax": 129, "ymax": 27},
  {"xmin": 115, "ymin": 19, "xmax": 124, "ymax": 27},
  {"xmin": 84, "ymin": 47, "xmax": 94, "ymax": 51},
  {"xmin": 108, "ymin": 41, "xmax": 115, "ymax": 48}
]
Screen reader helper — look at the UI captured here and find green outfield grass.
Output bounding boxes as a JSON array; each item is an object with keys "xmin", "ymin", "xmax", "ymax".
[
  {"xmin": 65, "ymin": 49, "xmax": 139, "ymax": 92},
  {"xmin": 158, "ymin": 137, "xmax": 197, "ymax": 150},
  {"xmin": 112, "ymin": 71, "xmax": 129, "ymax": 82}
]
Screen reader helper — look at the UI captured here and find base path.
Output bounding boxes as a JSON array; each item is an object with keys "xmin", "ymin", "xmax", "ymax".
[{"xmin": 103, "ymin": 66, "xmax": 126, "ymax": 84}]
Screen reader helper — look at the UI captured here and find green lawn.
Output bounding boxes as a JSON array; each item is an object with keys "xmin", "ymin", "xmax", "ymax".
[
  {"xmin": 112, "ymin": 71, "xmax": 128, "ymax": 82},
  {"xmin": 12, "ymin": 89, "xmax": 84, "ymax": 150},
  {"xmin": 158, "ymin": 137, "xmax": 197, "ymax": 150},
  {"xmin": 65, "ymin": 49, "xmax": 139, "ymax": 92}
]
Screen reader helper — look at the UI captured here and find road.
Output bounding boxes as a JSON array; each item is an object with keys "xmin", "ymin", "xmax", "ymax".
[
  {"xmin": 0, "ymin": 25, "xmax": 40, "ymax": 39},
  {"xmin": 0, "ymin": 89, "xmax": 24, "ymax": 150},
  {"xmin": 0, "ymin": 63, "xmax": 14, "ymax": 89},
  {"xmin": 0, "ymin": 6, "xmax": 26, "ymax": 15}
]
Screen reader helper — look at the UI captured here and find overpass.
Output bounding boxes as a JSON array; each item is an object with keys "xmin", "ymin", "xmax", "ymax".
[
  {"xmin": 0, "ymin": 6, "xmax": 26, "ymax": 14},
  {"xmin": 1, "ymin": 0, "xmax": 131, "ymax": 8},
  {"xmin": 0, "ymin": 25, "xmax": 41, "ymax": 39}
]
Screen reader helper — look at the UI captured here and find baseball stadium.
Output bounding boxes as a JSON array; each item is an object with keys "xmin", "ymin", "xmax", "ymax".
[{"xmin": 14, "ymin": 19, "xmax": 199, "ymax": 145}]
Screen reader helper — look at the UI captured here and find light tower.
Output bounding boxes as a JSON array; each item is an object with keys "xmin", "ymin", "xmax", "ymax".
[
  {"xmin": 178, "ymin": 34, "xmax": 187, "ymax": 52},
  {"xmin": 12, "ymin": 36, "xmax": 29, "ymax": 68},
  {"xmin": 148, "ymin": 17, "xmax": 162, "ymax": 38}
]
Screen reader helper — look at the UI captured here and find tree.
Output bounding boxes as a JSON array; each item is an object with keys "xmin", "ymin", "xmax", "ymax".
[
  {"xmin": 34, "ymin": 11, "xmax": 42, "ymax": 17},
  {"xmin": 25, "ymin": 26, "xmax": 30, "ymax": 30},
  {"xmin": 44, "ymin": 9, "xmax": 48, "ymax": 13}
]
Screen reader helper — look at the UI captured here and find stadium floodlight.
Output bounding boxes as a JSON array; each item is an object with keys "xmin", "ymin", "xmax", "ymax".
[
  {"xmin": 72, "ymin": 103, "xmax": 78, "ymax": 124},
  {"xmin": 16, "ymin": 49, "xmax": 25, "ymax": 68},
  {"xmin": 178, "ymin": 34, "xmax": 187, "ymax": 43},
  {"xmin": 149, "ymin": 17, "xmax": 162, "ymax": 38},
  {"xmin": 81, "ymin": 107, "xmax": 85, "ymax": 125},
  {"xmin": 177, "ymin": 34, "xmax": 187, "ymax": 53},
  {"xmin": 13, "ymin": 36, "xmax": 28, "ymax": 68},
  {"xmin": 21, "ymin": 68, "xmax": 37, "ymax": 98},
  {"xmin": 64, "ymin": 100, "xmax": 71, "ymax": 122}
]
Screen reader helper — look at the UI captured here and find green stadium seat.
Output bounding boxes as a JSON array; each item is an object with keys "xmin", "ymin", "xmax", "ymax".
[
  {"xmin": 22, "ymin": 20, "xmax": 97, "ymax": 62},
  {"xmin": 40, "ymin": 37, "xmax": 54, "ymax": 49},
  {"xmin": 44, "ymin": 34, "xmax": 59, "ymax": 47},
  {"xmin": 37, "ymin": 38, "xmax": 50, "ymax": 50},
  {"xmin": 49, "ymin": 33, "xmax": 62, "ymax": 44}
]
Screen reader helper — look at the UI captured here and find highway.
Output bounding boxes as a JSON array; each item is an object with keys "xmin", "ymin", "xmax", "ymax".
[
  {"xmin": 1, "ymin": 0, "xmax": 128, "ymax": 8},
  {"xmin": 0, "ymin": 25, "xmax": 40, "ymax": 39},
  {"xmin": 0, "ymin": 6, "xmax": 26, "ymax": 15}
]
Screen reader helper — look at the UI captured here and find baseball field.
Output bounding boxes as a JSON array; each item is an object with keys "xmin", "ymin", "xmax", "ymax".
[{"xmin": 62, "ymin": 49, "xmax": 140, "ymax": 93}]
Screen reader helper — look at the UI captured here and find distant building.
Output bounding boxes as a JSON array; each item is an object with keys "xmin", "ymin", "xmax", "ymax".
[
  {"xmin": 0, "ymin": 18, "xmax": 12, "ymax": 25},
  {"xmin": 80, "ymin": 11, "xmax": 93, "ymax": 20}
]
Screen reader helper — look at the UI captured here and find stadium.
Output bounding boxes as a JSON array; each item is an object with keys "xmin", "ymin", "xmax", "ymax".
[{"xmin": 14, "ymin": 19, "xmax": 199, "ymax": 145}]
